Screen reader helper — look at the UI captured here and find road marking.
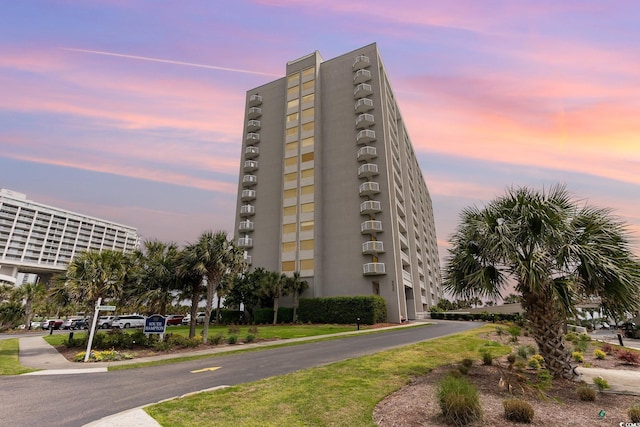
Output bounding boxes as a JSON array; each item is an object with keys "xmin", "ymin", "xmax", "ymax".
[{"xmin": 191, "ymin": 366, "xmax": 221, "ymax": 373}]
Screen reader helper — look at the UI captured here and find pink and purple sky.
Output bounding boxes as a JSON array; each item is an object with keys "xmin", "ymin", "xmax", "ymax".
[{"xmin": 1, "ymin": 1, "xmax": 639, "ymax": 262}]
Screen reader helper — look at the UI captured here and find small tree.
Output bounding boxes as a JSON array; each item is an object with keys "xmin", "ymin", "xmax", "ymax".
[
  {"xmin": 285, "ymin": 271, "xmax": 308, "ymax": 323},
  {"xmin": 260, "ymin": 271, "xmax": 289, "ymax": 325}
]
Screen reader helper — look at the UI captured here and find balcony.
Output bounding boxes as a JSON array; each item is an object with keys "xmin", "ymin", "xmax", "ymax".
[
  {"xmin": 244, "ymin": 160, "xmax": 258, "ymax": 172},
  {"xmin": 362, "ymin": 241, "xmax": 384, "ymax": 255},
  {"xmin": 361, "ymin": 220, "xmax": 383, "ymax": 234},
  {"xmin": 248, "ymin": 107, "xmax": 262, "ymax": 119},
  {"xmin": 401, "ymin": 250, "xmax": 410, "ymax": 266},
  {"xmin": 356, "ymin": 113, "xmax": 375, "ymax": 129},
  {"xmin": 354, "ymin": 98, "xmax": 374, "ymax": 113},
  {"xmin": 357, "ymin": 146, "xmax": 377, "ymax": 162},
  {"xmin": 248, "ymin": 94, "xmax": 262, "ymax": 106},
  {"xmin": 241, "ymin": 189, "xmax": 256, "ymax": 201},
  {"xmin": 238, "ymin": 220, "xmax": 254, "ymax": 232},
  {"xmin": 237, "ymin": 237, "xmax": 253, "ymax": 248},
  {"xmin": 353, "ymin": 83, "xmax": 373, "ymax": 99},
  {"xmin": 359, "ymin": 181, "xmax": 380, "ymax": 196},
  {"xmin": 358, "ymin": 163, "xmax": 378, "ymax": 179},
  {"xmin": 356, "ymin": 129, "xmax": 376, "ymax": 145},
  {"xmin": 244, "ymin": 255, "xmax": 253, "ymax": 265},
  {"xmin": 353, "ymin": 69, "xmax": 372, "ymax": 84},
  {"xmin": 353, "ymin": 55, "xmax": 370, "ymax": 70},
  {"xmin": 242, "ymin": 175, "xmax": 257, "ymax": 187},
  {"xmin": 363, "ymin": 262, "xmax": 386, "ymax": 275},
  {"xmin": 360, "ymin": 200, "xmax": 382, "ymax": 215},
  {"xmin": 240, "ymin": 204, "xmax": 255, "ymax": 217},
  {"xmin": 247, "ymin": 120, "xmax": 261, "ymax": 132},
  {"xmin": 246, "ymin": 133, "xmax": 260, "ymax": 145},
  {"xmin": 245, "ymin": 146, "xmax": 259, "ymax": 159}
]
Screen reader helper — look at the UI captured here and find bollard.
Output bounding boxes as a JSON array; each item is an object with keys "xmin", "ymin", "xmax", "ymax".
[
  {"xmin": 69, "ymin": 331, "xmax": 74, "ymax": 341},
  {"xmin": 49, "ymin": 323, "xmax": 54, "ymax": 335},
  {"xmin": 617, "ymin": 333, "xmax": 624, "ymax": 347},
  {"xmin": 356, "ymin": 318, "xmax": 360, "ymax": 331}
]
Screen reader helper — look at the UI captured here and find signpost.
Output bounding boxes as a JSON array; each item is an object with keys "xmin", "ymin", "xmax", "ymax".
[
  {"xmin": 144, "ymin": 314, "xmax": 167, "ymax": 340},
  {"xmin": 84, "ymin": 298, "xmax": 116, "ymax": 362}
]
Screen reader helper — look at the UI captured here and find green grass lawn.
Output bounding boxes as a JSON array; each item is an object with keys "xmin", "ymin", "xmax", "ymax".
[
  {"xmin": 145, "ymin": 325, "xmax": 509, "ymax": 427},
  {"xmin": 0, "ymin": 339, "xmax": 38, "ymax": 375}
]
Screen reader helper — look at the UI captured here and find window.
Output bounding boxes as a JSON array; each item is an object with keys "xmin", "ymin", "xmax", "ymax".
[
  {"xmin": 284, "ymin": 172, "xmax": 297, "ymax": 182},
  {"xmin": 301, "ymin": 185, "xmax": 314, "ymax": 196},
  {"xmin": 302, "ymin": 93, "xmax": 315, "ymax": 104},
  {"xmin": 302, "ymin": 80, "xmax": 314, "ymax": 91},
  {"xmin": 300, "ymin": 220, "xmax": 314, "ymax": 232},
  {"xmin": 301, "ymin": 168, "xmax": 314, "ymax": 179},
  {"xmin": 283, "ymin": 206, "xmax": 297, "ymax": 216},
  {"xmin": 301, "ymin": 137, "xmax": 314, "ymax": 147},
  {"xmin": 287, "ymin": 86, "xmax": 299, "ymax": 97},
  {"xmin": 301, "ymin": 122, "xmax": 314, "ymax": 133},
  {"xmin": 287, "ymin": 99, "xmax": 299, "ymax": 109},
  {"xmin": 283, "ymin": 223, "xmax": 296, "ymax": 234},
  {"xmin": 300, "ymin": 259, "xmax": 314, "ymax": 270},
  {"xmin": 301, "ymin": 152, "xmax": 314, "ymax": 163},
  {"xmin": 287, "ymin": 112, "xmax": 299, "ymax": 123},
  {"xmin": 285, "ymin": 156, "xmax": 297, "ymax": 167},
  {"xmin": 300, "ymin": 239, "xmax": 314, "ymax": 251},
  {"xmin": 302, "ymin": 67, "xmax": 314, "ymax": 78},
  {"xmin": 301, "ymin": 202, "xmax": 314, "ymax": 213},
  {"xmin": 282, "ymin": 241, "xmax": 296, "ymax": 252},
  {"xmin": 302, "ymin": 107, "xmax": 314, "ymax": 119},
  {"xmin": 287, "ymin": 73, "xmax": 300, "ymax": 85},
  {"xmin": 285, "ymin": 141, "xmax": 298, "ymax": 151},
  {"xmin": 286, "ymin": 128, "xmax": 298, "ymax": 137},
  {"xmin": 282, "ymin": 261, "xmax": 296, "ymax": 272},
  {"xmin": 284, "ymin": 188, "xmax": 297, "ymax": 199}
]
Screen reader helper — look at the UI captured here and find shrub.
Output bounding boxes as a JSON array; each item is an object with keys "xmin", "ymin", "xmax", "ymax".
[
  {"xmin": 210, "ymin": 333, "xmax": 225, "ymax": 345},
  {"xmin": 602, "ymin": 342, "xmax": 614, "ymax": 355},
  {"xmin": 503, "ymin": 398, "xmax": 534, "ymax": 423},
  {"xmin": 564, "ymin": 332, "xmax": 579, "ymax": 342},
  {"xmin": 437, "ymin": 374, "xmax": 482, "ymax": 426},
  {"xmin": 536, "ymin": 369, "xmax": 552, "ymax": 390},
  {"xmin": 594, "ymin": 349, "xmax": 606, "ymax": 360},
  {"xmin": 152, "ymin": 340, "xmax": 173, "ymax": 351},
  {"xmin": 513, "ymin": 360, "xmax": 527, "ymax": 371},
  {"xmin": 228, "ymin": 324, "xmax": 240, "ymax": 335},
  {"xmin": 572, "ymin": 351, "xmax": 584, "ymax": 362},
  {"xmin": 245, "ymin": 334, "xmax": 256, "ymax": 343},
  {"xmin": 593, "ymin": 376, "xmax": 610, "ymax": 392},
  {"xmin": 517, "ymin": 345, "xmax": 535, "ymax": 360},
  {"xmin": 227, "ymin": 334, "xmax": 238, "ymax": 344},
  {"xmin": 508, "ymin": 326, "xmax": 521, "ymax": 343},
  {"xmin": 507, "ymin": 353, "xmax": 517, "ymax": 364},
  {"xmin": 628, "ymin": 404, "xmax": 640, "ymax": 423},
  {"xmin": 495, "ymin": 326, "xmax": 504, "ymax": 336},
  {"xmin": 480, "ymin": 349, "xmax": 493, "ymax": 366},
  {"xmin": 527, "ymin": 357, "xmax": 541, "ymax": 370},
  {"xmin": 617, "ymin": 349, "xmax": 640, "ymax": 365},
  {"xmin": 248, "ymin": 325, "xmax": 259, "ymax": 336},
  {"xmin": 576, "ymin": 385, "xmax": 596, "ymax": 401}
]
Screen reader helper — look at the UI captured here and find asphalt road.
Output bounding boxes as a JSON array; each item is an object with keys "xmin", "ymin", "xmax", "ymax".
[{"xmin": 0, "ymin": 321, "xmax": 481, "ymax": 426}]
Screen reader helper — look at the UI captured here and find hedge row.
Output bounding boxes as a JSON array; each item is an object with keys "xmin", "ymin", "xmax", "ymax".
[
  {"xmin": 430, "ymin": 312, "xmax": 523, "ymax": 322},
  {"xmin": 298, "ymin": 295, "xmax": 387, "ymax": 325},
  {"xmin": 253, "ymin": 307, "xmax": 294, "ymax": 324}
]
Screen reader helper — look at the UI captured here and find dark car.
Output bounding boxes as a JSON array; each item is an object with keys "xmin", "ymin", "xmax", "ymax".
[
  {"xmin": 166, "ymin": 315, "xmax": 185, "ymax": 326},
  {"xmin": 41, "ymin": 319, "xmax": 63, "ymax": 330},
  {"xmin": 70, "ymin": 318, "xmax": 89, "ymax": 330}
]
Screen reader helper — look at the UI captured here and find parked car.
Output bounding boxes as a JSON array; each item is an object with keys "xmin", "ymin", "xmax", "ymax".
[
  {"xmin": 166, "ymin": 315, "xmax": 185, "ymax": 326},
  {"xmin": 61, "ymin": 318, "xmax": 80, "ymax": 330},
  {"xmin": 70, "ymin": 318, "xmax": 89, "ymax": 330},
  {"xmin": 40, "ymin": 319, "xmax": 63, "ymax": 330},
  {"xmin": 182, "ymin": 312, "xmax": 206, "ymax": 325},
  {"xmin": 112, "ymin": 315, "xmax": 146, "ymax": 329},
  {"xmin": 98, "ymin": 315, "xmax": 116, "ymax": 329}
]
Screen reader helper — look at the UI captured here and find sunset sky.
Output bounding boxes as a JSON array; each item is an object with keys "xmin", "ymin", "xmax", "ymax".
[{"xmin": 2, "ymin": 1, "xmax": 639, "ymax": 264}]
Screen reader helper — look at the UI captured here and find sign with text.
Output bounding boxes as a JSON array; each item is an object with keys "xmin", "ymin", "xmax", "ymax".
[
  {"xmin": 144, "ymin": 314, "xmax": 167, "ymax": 334},
  {"xmin": 98, "ymin": 305, "xmax": 116, "ymax": 311}
]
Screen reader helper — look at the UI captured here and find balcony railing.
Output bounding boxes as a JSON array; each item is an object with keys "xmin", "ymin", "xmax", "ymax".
[
  {"xmin": 244, "ymin": 160, "xmax": 258, "ymax": 172},
  {"xmin": 359, "ymin": 181, "xmax": 380, "ymax": 196},
  {"xmin": 246, "ymin": 133, "xmax": 260, "ymax": 145},
  {"xmin": 245, "ymin": 146, "xmax": 259, "ymax": 158},
  {"xmin": 242, "ymin": 175, "xmax": 257, "ymax": 187},
  {"xmin": 244, "ymin": 255, "xmax": 253, "ymax": 265},
  {"xmin": 353, "ymin": 83, "xmax": 373, "ymax": 99},
  {"xmin": 247, "ymin": 107, "xmax": 262, "ymax": 119},
  {"xmin": 360, "ymin": 200, "xmax": 382, "ymax": 215},
  {"xmin": 361, "ymin": 220, "xmax": 383, "ymax": 234},
  {"xmin": 362, "ymin": 241, "xmax": 384, "ymax": 254},
  {"xmin": 239, "ymin": 204, "xmax": 255, "ymax": 217},
  {"xmin": 363, "ymin": 262, "xmax": 386, "ymax": 275},
  {"xmin": 241, "ymin": 189, "xmax": 256, "ymax": 201},
  {"xmin": 356, "ymin": 113, "xmax": 375, "ymax": 129},
  {"xmin": 353, "ymin": 55, "xmax": 371, "ymax": 70},
  {"xmin": 353, "ymin": 69, "xmax": 372, "ymax": 84},
  {"xmin": 357, "ymin": 146, "xmax": 377, "ymax": 162},
  {"xmin": 237, "ymin": 237, "xmax": 253, "ymax": 248},
  {"xmin": 358, "ymin": 163, "xmax": 378, "ymax": 179},
  {"xmin": 238, "ymin": 220, "xmax": 254, "ymax": 232},
  {"xmin": 248, "ymin": 94, "xmax": 262, "ymax": 106},
  {"xmin": 356, "ymin": 129, "xmax": 376, "ymax": 144},
  {"xmin": 247, "ymin": 120, "xmax": 261, "ymax": 132},
  {"xmin": 354, "ymin": 98, "xmax": 374, "ymax": 113}
]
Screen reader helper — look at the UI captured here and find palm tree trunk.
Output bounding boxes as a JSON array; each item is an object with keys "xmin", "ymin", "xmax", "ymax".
[
  {"xmin": 273, "ymin": 296, "xmax": 279, "ymax": 325},
  {"xmin": 189, "ymin": 294, "xmax": 199, "ymax": 339},
  {"xmin": 293, "ymin": 292, "xmax": 298, "ymax": 323},
  {"xmin": 216, "ymin": 293, "xmax": 222, "ymax": 325}
]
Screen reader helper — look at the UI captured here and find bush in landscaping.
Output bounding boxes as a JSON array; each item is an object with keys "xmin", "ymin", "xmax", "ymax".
[
  {"xmin": 298, "ymin": 295, "xmax": 387, "ymax": 324},
  {"xmin": 602, "ymin": 342, "xmax": 614, "ymax": 354},
  {"xmin": 628, "ymin": 404, "xmax": 640, "ymax": 423},
  {"xmin": 564, "ymin": 331, "xmax": 579, "ymax": 342},
  {"xmin": 218, "ymin": 309, "xmax": 244, "ymax": 325},
  {"xmin": 508, "ymin": 326, "xmax": 521, "ymax": 343},
  {"xmin": 572, "ymin": 351, "xmax": 584, "ymax": 362},
  {"xmin": 517, "ymin": 345, "xmax": 536, "ymax": 359},
  {"xmin": 436, "ymin": 374, "xmax": 482, "ymax": 426},
  {"xmin": 594, "ymin": 349, "xmax": 606, "ymax": 360},
  {"xmin": 228, "ymin": 324, "xmax": 240, "ymax": 335},
  {"xmin": 507, "ymin": 353, "xmax": 517, "ymax": 365},
  {"xmin": 248, "ymin": 325, "xmax": 259, "ymax": 336},
  {"xmin": 536, "ymin": 369, "xmax": 552, "ymax": 390},
  {"xmin": 593, "ymin": 376, "xmax": 610, "ymax": 392},
  {"xmin": 480, "ymin": 349, "xmax": 493, "ymax": 366},
  {"xmin": 503, "ymin": 398, "xmax": 534, "ymax": 423},
  {"xmin": 227, "ymin": 334, "xmax": 238, "ymax": 344},
  {"xmin": 576, "ymin": 385, "xmax": 596, "ymax": 401},
  {"xmin": 245, "ymin": 333, "xmax": 256, "ymax": 343},
  {"xmin": 527, "ymin": 357, "xmax": 541, "ymax": 370},
  {"xmin": 616, "ymin": 349, "xmax": 640, "ymax": 365}
]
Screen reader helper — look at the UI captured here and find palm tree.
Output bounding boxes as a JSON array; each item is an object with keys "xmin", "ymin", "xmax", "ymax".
[
  {"xmin": 133, "ymin": 240, "xmax": 180, "ymax": 315},
  {"xmin": 16, "ymin": 281, "xmax": 45, "ymax": 329},
  {"xmin": 182, "ymin": 231, "xmax": 243, "ymax": 343},
  {"xmin": 261, "ymin": 271, "xmax": 289, "ymax": 325},
  {"xmin": 285, "ymin": 271, "xmax": 308, "ymax": 323},
  {"xmin": 444, "ymin": 185, "xmax": 640, "ymax": 379},
  {"xmin": 176, "ymin": 250, "xmax": 206, "ymax": 339}
]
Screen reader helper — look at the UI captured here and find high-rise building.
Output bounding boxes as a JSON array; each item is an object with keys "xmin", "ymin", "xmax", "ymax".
[
  {"xmin": 233, "ymin": 43, "xmax": 442, "ymax": 322},
  {"xmin": 0, "ymin": 189, "xmax": 139, "ymax": 285}
]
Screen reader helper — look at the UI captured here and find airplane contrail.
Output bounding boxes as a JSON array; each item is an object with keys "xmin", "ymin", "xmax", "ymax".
[{"xmin": 61, "ymin": 47, "xmax": 279, "ymax": 77}]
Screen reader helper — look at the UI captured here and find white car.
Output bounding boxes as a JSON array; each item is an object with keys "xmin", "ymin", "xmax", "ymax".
[
  {"xmin": 111, "ymin": 315, "xmax": 145, "ymax": 329},
  {"xmin": 98, "ymin": 315, "xmax": 116, "ymax": 329},
  {"xmin": 182, "ymin": 312, "xmax": 207, "ymax": 325}
]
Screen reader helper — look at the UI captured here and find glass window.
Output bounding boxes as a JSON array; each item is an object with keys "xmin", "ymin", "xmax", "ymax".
[
  {"xmin": 283, "ymin": 206, "xmax": 297, "ymax": 216},
  {"xmin": 301, "ymin": 122, "xmax": 314, "ymax": 133},
  {"xmin": 301, "ymin": 185, "xmax": 314, "ymax": 196},
  {"xmin": 282, "ymin": 241, "xmax": 297, "ymax": 252},
  {"xmin": 287, "ymin": 86, "xmax": 299, "ymax": 97},
  {"xmin": 282, "ymin": 261, "xmax": 296, "ymax": 272},
  {"xmin": 283, "ymin": 223, "xmax": 296, "ymax": 234},
  {"xmin": 300, "ymin": 239, "xmax": 314, "ymax": 251},
  {"xmin": 301, "ymin": 202, "xmax": 314, "ymax": 213},
  {"xmin": 286, "ymin": 127, "xmax": 298, "ymax": 137},
  {"xmin": 302, "ymin": 107, "xmax": 314, "ymax": 119},
  {"xmin": 302, "ymin": 80, "xmax": 314, "ymax": 91},
  {"xmin": 302, "ymin": 93, "xmax": 314, "ymax": 104},
  {"xmin": 302, "ymin": 67, "xmax": 314, "ymax": 78},
  {"xmin": 285, "ymin": 156, "xmax": 297, "ymax": 167},
  {"xmin": 287, "ymin": 112, "xmax": 299, "ymax": 123},
  {"xmin": 287, "ymin": 99, "xmax": 299, "ymax": 109},
  {"xmin": 301, "ymin": 152, "xmax": 314, "ymax": 163},
  {"xmin": 301, "ymin": 168, "xmax": 314, "ymax": 179},
  {"xmin": 300, "ymin": 259, "xmax": 314, "ymax": 270},
  {"xmin": 284, "ymin": 188, "xmax": 297, "ymax": 199},
  {"xmin": 287, "ymin": 73, "xmax": 300, "ymax": 85},
  {"xmin": 301, "ymin": 137, "xmax": 314, "ymax": 147},
  {"xmin": 285, "ymin": 141, "xmax": 298, "ymax": 151},
  {"xmin": 300, "ymin": 220, "xmax": 314, "ymax": 232},
  {"xmin": 284, "ymin": 172, "xmax": 297, "ymax": 182}
]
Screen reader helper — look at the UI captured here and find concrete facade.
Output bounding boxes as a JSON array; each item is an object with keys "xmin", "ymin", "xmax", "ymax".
[
  {"xmin": 233, "ymin": 44, "xmax": 442, "ymax": 322},
  {"xmin": 0, "ymin": 189, "xmax": 139, "ymax": 285}
]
